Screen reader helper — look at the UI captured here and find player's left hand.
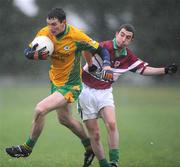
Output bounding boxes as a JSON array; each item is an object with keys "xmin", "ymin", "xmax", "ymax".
[
  {"xmin": 88, "ymin": 64, "xmax": 98, "ymax": 73},
  {"xmin": 165, "ymin": 63, "xmax": 178, "ymax": 74}
]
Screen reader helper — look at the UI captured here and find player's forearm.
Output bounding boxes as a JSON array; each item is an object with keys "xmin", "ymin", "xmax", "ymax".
[
  {"xmin": 95, "ymin": 46, "xmax": 111, "ymax": 66},
  {"xmin": 142, "ymin": 66, "xmax": 165, "ymax": 75},
  {"xmin": 82, "ymin": 51, "xmax": 93, "ymax": 66}
]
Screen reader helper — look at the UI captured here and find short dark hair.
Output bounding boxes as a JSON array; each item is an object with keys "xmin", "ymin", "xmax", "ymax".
[
  {"xmin": 47, "ymin": 8, "xmax": 66, "ymax": 22},
  {"xmin": 119, "ymin": 24, "xmax": 135, "ymax": 38}
]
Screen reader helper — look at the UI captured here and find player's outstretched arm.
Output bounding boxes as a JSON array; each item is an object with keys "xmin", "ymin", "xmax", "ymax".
[
  {"xmin": 24, "ymin": 44, "xmax": 49, "ymax": 60},
  {"xmin": 142, "ymin": 63, "xmax": 178, "ymax": 75}
]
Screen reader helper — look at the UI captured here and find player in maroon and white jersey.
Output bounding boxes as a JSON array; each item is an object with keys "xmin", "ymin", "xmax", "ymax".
[{"xmin": 78, "ymin": 24, "xmax": 178, "ymax": 167}]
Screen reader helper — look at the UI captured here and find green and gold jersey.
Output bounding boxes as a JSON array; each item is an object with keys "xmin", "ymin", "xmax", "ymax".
[{"xmin": 34, "ymin": 24, "xmax": 99, "ymax": 87}]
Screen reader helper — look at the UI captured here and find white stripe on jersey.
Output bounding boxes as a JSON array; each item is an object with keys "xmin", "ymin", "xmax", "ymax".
[
  {"xmin": 112, "ymin": 60, "xmax": 144, "ymax": 73},
  {"xmin": 135, "ymin": 62, "xmax": 148, "ymax": 74},
  {"xmin": 83, "ymin": 54, "xmax": 148, "ymax": 82}
]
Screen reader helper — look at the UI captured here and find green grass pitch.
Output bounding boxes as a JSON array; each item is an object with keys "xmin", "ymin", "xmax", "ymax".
[{"xmin": 0, "ymin": 82, "xmax": 180, "ymax": 167}]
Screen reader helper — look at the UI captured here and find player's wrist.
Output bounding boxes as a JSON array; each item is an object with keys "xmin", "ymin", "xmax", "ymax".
[
  {"xmin": 164, "ymin": 67, "xmax": 168, "ymax": 74},
  {"xmin": 102, "ymin": 60, "xmax": 111, "ymax": 67}
]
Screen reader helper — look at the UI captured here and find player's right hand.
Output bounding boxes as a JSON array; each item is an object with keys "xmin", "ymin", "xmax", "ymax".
[
  {"xmin": 101, "ymin": 69, "xmax": 113, "ymax": 81},
  {"xmin": 24, "ymin": 43, "xmax": 49, "ymax": 60}
]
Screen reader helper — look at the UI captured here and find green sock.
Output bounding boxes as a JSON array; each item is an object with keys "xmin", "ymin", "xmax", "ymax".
[
  {"xmin": 99, "ymin": 159, "xmax": 109, "ymax": 167},
  {"xmin": 23, "ymin": 137, "xmax": 37, "ymax": 150},
  {"xmin": 81, "ymin": 138, "xmax": 92, "ymax": 152},
  {"xmin": 109, "ymin": 149, "xmax": 119, "ymax": 163}
]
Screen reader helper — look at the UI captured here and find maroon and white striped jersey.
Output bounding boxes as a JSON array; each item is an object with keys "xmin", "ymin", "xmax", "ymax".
[{"xmin": 82, "ymin": 40, "xmax": 148, "ymax": 89}]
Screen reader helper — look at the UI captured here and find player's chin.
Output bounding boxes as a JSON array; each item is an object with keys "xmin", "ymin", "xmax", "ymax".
[
  {"xmin": 50, "ymin": 31, "xmax": 57, "ymax": 36},
  {"xmin": 121, "ymin": 43, "xmax": 126, "ymax": 47}
]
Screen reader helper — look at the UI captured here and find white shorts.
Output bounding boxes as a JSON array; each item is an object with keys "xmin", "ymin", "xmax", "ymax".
[{"xmin": 78, "ymin": 84, "xmax": 114, "ymax": 121}]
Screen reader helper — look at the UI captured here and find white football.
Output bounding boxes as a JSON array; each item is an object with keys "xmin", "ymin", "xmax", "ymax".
[{"xmin": 31, "ymin": 36, "xmax": 54, "ymax": 55}]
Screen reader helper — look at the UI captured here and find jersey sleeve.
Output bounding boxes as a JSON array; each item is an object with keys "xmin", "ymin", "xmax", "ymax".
[
  {"xmin": 35, "ymin": 27, "xmax": 49, "ymax": 37},
  {"xmin": 29, "ymin": 27, "xmax": 51, "ymax": 47},
  {"xmin": 74, "ymin": 29, "xmax": 99, "ymax": 52},
  {"xmin": 127, "ymin": 49, "xmax": 148, "ymax": 74}
]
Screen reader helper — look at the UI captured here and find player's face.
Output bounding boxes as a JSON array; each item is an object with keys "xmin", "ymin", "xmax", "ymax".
[
  {"xmin": 46, "ymin": 18, "xmax": 66, "ymax": 36},
  {"xmin": 116, "ymin": 28, "xmax": 133, "ymax": 48}
]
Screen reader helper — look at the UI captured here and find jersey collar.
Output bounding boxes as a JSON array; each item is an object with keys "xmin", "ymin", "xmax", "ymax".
[
  {"xmin": 113, "ymin": 38, "xmax": 127, "ymax": 57},
  {"xmin": 56, "ymin": 24, "xmax": 70, "ymax": 40}
]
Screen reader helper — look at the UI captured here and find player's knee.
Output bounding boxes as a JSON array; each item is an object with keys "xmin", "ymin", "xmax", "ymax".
[
  {"xmin": 34, "ymin": 104, "xmax": 46, "ymax": 118},
  {"xmin": 106, "ymin": 121, "xmax": 117, "ymax": 132},
  {"xmin": 91, "ymin": 130, "xmax": 101, "ymax": 142}
]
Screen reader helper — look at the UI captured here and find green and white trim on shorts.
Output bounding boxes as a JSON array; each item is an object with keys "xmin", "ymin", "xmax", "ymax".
[{"xmin": 51, "ymin": 82, "xmax": 82, "ymax": 103}]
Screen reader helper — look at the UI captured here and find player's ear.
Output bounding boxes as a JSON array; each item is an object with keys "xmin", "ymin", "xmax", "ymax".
[{"xmin": 115, "ymin": 32, "xmax": 119, "ymax": 37}]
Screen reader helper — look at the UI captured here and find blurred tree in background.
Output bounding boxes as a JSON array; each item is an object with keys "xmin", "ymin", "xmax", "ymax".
[{"xmin": 0, "ymin": 0, "xmax": 179, "ymax": 80}]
